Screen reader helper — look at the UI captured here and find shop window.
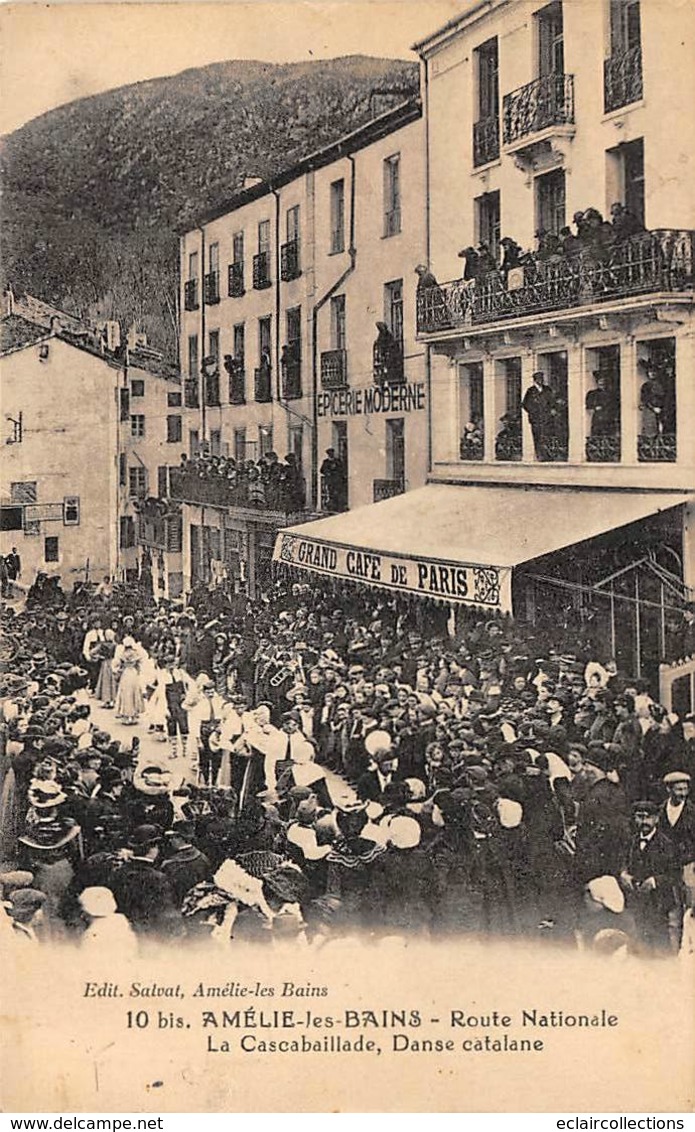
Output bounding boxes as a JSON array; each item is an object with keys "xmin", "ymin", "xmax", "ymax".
[{"xmin": 459, "ymin": 362, "xmax": 484, "ymax": 461}]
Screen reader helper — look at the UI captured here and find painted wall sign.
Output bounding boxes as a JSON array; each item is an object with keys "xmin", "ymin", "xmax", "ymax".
[
  {"xmin": 316, "ymin": 381, "xmax": 426, "ymax": 418},
  {"xmin": 273, "ymin": 531, "xmax": 506, "ymax": 608}
]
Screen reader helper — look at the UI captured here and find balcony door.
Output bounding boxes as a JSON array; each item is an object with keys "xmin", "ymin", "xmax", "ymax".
[
  {"xmin": 537, "ymin": 2, "xmax": 564, "ymax": 76},
  {"xmin": 611, "ymin": 0, "xmax": 641, "ymax": 51},
  {"xmin": 623, "ymin": 138, "xmax": 645, "ymax": 226},
  {"xmin": 536, "ymin": 169, "xmax": 566, "ymax": 236}
]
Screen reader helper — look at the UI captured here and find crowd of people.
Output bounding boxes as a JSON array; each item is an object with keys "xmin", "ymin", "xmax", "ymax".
[
  {"xmin": 173, "ymin": 448, "xmax": 307, "ymax": 513},
  {"xmin": 416, "ymin": 202, "xmax": 652, "ymax": 331},
  {"xmin": 1, "ymin": 568, "xmax": 694, "ymax": 958}
]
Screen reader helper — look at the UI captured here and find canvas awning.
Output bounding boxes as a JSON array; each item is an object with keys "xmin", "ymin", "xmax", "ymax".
[{"xmin": 273, "ymin": 484, "xmax": 691, "ymax": 612}]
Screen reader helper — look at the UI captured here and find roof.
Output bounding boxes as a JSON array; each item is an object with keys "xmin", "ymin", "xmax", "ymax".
[
  {"xmin": 182, "ymin": 97, "xmax": 422, "ymax": 233},
  {"xmin": 128, "ymin": 348, "xmax": 181, "ymax": 383},
  {"xmin": 0, "ymin": 315, "xmax": 49, "ymax": 356},
  {"xmin": 412, "ymin": 0, "xmax": 508, "ymax": 55},
  {"xmin": 274, "ymin": 484, "xmax": 693, "ymax": 609}
]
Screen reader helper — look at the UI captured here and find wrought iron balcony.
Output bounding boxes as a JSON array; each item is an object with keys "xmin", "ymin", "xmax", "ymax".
[
  {"xmin": 280, "ymin": 240, "xmax": 301, "ymax": 281},
  {"xmin": 253, "ymin": 251, "xmax": 272, "ymax": 290},
  {"xmin": 604, "ymin": 46, "xmax": 643, "ymax": 114},
  {"xmin": 373, "ymin": 340, "xmax": 405, "ymax": 385},
  {"xmin": 503, "ymin": 73, "xmax": 574, "ymax": 147},
  {"xmin": 184, "ymin": 378, "xmax": 200, "ymax": 408},
  {"xmin": 494, "ymin": 432, "xmax": 522, "ymax": 462},
  {"xmin": 184, "ymin": 280, "xmax": 199, "ymax": 311},
  {"xmin": 473, "ymin": 116, "xmax": 500, "ymax": 167},
  {"xmin": 373, "ymin": 478, "xmax": 405, "ymax": 503},
  {"xmin": 585, "ymin": 435, "xmax": 622, "ymax": 463},
  {"xmin": 228, "ymin": 262, "xmax": 244, "ymax": 298},
  {"xmin": 281, "ymin": 349, "xmax": 302, "ymax": 400},
  {"xmin": 254, "ymin": 364, "xmax": 272, "ymax": 403},
  {"xmin": 204, "ymin": 271, "xmax": 220, "ymax": 305},
  {"xmin": 224, "ymin": 357, "xmax": 246, "ymax": 405},
  {"xmin": 416, "ymin": 229, "xmax": 695, "ymax": 333},
  {"xmin": 320, "ymin": 349, "xmax": 348, "ymax": 389},
  {"xmin": 169, "ymin": 466, "xmax": 309, "ymax": 515},
  {"xmin": 638, "ymin": 433, "xmax": 677, "ymax": 463}
]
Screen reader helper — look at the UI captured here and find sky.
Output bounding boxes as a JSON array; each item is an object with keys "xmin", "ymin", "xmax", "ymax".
[{"xmin": 0, "ymin": 0, "xmax": 463, "ymax": 135}]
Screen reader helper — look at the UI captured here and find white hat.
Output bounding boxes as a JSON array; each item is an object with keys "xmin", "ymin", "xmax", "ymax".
[
  {"xmin": 587, "ymin": 875, "xmax": 625, "ymax": 915},
  {"xmin": 497, "ymin": 798, "xmax": 523, "ymax": 829},
  {"xmin": 79, "ymin": 886, "xmax": 117, "ymax": 917},
  {"xmin": 364, "ymin": 730, "xmax": 393, "ymax": 757},
  {"xmin": 385, "ymin": 815, "xmax": 421, "ymax": 849},
  {"xmin": 122, "ymin": 636, "xmax": 136, "ymax": 648}
]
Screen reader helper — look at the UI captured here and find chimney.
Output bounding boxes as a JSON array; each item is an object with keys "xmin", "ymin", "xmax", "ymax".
[{"xmin": 50, "ymin": 315, "xmax": 62, "ymax": 335}]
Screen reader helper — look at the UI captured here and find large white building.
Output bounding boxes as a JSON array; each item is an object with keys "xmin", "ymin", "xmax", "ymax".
[
  {"xmin": 175, "ymin": 99, "xmax": 429, "ymax": 595},
  {"xmin": 273, "ymin": 0, "xmax": 694, "ymax": 690},
  {"xmin": 0, "ymin": 294, "xmax": 183, "ymax": 594}
]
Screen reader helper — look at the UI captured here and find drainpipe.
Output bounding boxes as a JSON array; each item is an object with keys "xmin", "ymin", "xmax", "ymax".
[
  {"xmin": 310, "ymin": 153, "xmax": 357, "ymax": 510},
  {"xmin": 423, "ymin": 56, "xmax": 433, "ymax": 477},
  {"xmin": 271, "ymin": 186, "xmax": 282, "ymax": 407},
  {"xmin": 198, "ymin": 226, "xmax": 207, "ymax": 443}
]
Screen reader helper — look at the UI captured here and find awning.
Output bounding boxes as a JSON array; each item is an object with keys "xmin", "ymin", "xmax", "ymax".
[{"xmin": 273, "ymin": 485, "xmax": 691, "ymax": 612}]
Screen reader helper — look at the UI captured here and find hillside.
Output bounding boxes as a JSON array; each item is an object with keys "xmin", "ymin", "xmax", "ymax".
[{"xmin": 0, "ymin": 56, "xmax": 418, "ymax": 356}]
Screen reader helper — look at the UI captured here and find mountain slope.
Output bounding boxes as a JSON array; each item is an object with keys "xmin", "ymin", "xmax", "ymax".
[{"xmin": 0, "ymin": 56, "xmax": 418, "ymax": 355}]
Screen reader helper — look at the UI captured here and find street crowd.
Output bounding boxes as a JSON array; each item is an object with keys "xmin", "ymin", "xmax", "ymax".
[{"xmin": 1, "ymin": 568, "xmax": 694, "ymax": 958}]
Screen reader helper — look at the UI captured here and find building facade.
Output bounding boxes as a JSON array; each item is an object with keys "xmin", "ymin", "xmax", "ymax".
[
  {"xmin": 273, "ymin": 0, "xmax": 694, "ymax": 690},
  {"xmin": 1, "ymin": 297, "xmax": 183, "ymax": 595},
  {"xmin": 175, "ymin": 99, "xmax": 429, "ymax": 595},
  {"xmin": 415, "ymin": 0, "xmax": 695, "ymax": 678}
]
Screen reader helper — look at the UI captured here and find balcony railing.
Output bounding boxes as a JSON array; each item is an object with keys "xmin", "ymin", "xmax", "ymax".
[
  {"xmin": 416, "ymin": 229, "xmax": 695, "ymax": 333},
  {"xmin": 373, "ymin": 478, "xmax": 405, "ymax": 503},
  {"xmin": 373, "ymin": 341, "xmax": 405, "ymax": 385},
  {"xmin": 320, "ymin": 349, "xmax": 348, "ymax": 389},
  {"xmin": 281, "ymin": 350, "xmax": 302, "ymax": 399},
  {"xmin": 585, "ymin": 435, "xmax": 622, "ymax": 463},
  {"xmin": 638, "ymin": 433, "xmax": 677, "ymax": 463},
  {"xmin": 503, "ymin": 73, "xmax": 574, "ymax": 146},
  {"xmin": 169, "ymin": 467, "xmax": 308, "ymax": 515},
  {"xmin": 204, "ymin": 271, "xmax": 220, "ymax": 305},
  {"xmin": 184, "ymin": 280, "xmax": 199, "ymax": 311},
  {"xmin": 184, "ymin": 378, "xmax": 199, "ymax": 408},
  {"xmin": 228, "ymin": 262, "xmax": 244, "ymax": 298},
  {"xmin": 224, "ymin": 358, "xmax": 246, "ymax": 405},
  {"xmin": 473, "ymin": 116, "xmax": 500, "ymax": 167},
  {"xmin": 280, "ymin": 240, "xmax": 301, "ymax": 281},
  {"xmin": 604, "ymin": 45, "xmax": 643, "ymax": 114},
  {"xmin": 253, "ymin": 251, "xmax": 272, "ymax": 290},
  {"xmin": 254, "ymin": 364, "xmax": 272, "ymax": 403}
]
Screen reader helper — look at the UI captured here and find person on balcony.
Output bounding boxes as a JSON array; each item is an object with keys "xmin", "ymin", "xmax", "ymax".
[
  {"xmin": 281, "ymin": 452, "xmax": 306, "ymax": 512},
  {"xmin": 638, "ymin": 360, "xmax": 667, "ymax": 437},
  {"xmin": 559, "ymin": 226, "xmax": 582, "ymax": 258},
  {"xmin": 586, "ymin": 372, "xmax": 619, "ymax": 440},
  {"xmin": 500, "ymin": 237, "xmax": 524, "ymax": 284},
  {"xmin": 415, "ymin": 264, "xmax": 449, "ymax": 331},
  {"xmin": 476, "ymin": 242, "xmax": 497, "ymax": 275},
  {"xmin": 458, "ymin": 246, "xmax": 483, "ymax": 282},
  {"xmin": 320, "ymin": 448, "xmax": 346, "ymax": 513},
  {"xmin": 535, "ymin": 229, "xmax": 562, "ymax": 263},
  {"xmin": 610, "ymin": 202, "xmax": 645, "ymax": 242},
  {"xmin": 522, "ymin": 371, "xmax": 555, "ymax": 461},
  {"xmin": 373, "ymin": 322, "xmax": 402, "ymax": 384}
]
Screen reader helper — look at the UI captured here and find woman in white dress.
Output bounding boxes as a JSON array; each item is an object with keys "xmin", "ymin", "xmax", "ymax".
[{"xmin": 113, "ymin": 636, "xmax": 145, "ymax": 724}]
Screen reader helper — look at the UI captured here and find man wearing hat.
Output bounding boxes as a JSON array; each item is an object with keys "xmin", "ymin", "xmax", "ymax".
[
  {"xmin": 5, "ymin": 888, "xmax": 48, "ymax": 944},
  {"xmin": 522, "ymin": 370, "xmax": 555, "ymax": 461},
  {"xmin": 620, "ymin": 799, "xmax": 682, "ymax": 953},
  {"xmin": 574, "ymin": 744, "xmax": 630, "ymax": 886},
  {"xmin": 660, "ymin": 771, "xmax": 695, "ymax": 909},
  {"xmin": 109, "ymin": 825, "xmax": 180, "ymax": 936}
]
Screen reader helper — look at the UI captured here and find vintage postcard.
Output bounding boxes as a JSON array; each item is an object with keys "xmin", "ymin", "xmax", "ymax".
[{"xmin": 1, "ymin": 0, "xmax": 694, "ymax": 1115}]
